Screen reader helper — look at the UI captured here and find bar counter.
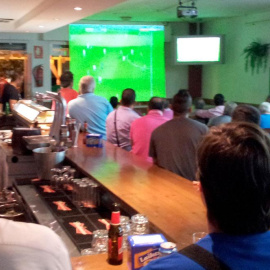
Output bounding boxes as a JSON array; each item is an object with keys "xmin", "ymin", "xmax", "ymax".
[
  {"xmin": 1, "ymin": 133, "xmax": 207, "ymax": 269},
  {"xmin": 66, "ymin": 134, "xmax": 208, "ymax": 249},
  {"xmin": 71, "ymin": 253, "xmax": 128, "ymax": 270}
]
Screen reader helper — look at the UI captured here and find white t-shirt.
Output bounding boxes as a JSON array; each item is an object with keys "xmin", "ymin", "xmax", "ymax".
[{"xmin": 0, "ymin": 218, "xmax": 72, "ymax": 270}]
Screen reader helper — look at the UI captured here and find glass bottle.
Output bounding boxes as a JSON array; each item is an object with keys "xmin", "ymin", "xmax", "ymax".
[{"xmin": 108, "ymin": 203, "xmax": 123, "ymax": 265}]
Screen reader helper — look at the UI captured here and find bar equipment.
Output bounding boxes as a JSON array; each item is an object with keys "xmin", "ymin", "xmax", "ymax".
[
  {"xmin": 12, "ymin": 100, "xmax": 54, "ymax": 135},
  {"xmin": 32, "ymin": 147, "xmax": 66, "ymax": 180}
]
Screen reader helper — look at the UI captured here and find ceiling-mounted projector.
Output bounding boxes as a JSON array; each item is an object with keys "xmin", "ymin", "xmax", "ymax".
[{"xmin": 177, "ymin": 1, "xmax": 198, "ymax": 18}]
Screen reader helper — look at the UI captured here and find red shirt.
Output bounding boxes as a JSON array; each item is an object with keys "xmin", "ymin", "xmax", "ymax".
[{"xmin": 52, "ymin": 88, "xmax": 78, "ymax": 115}]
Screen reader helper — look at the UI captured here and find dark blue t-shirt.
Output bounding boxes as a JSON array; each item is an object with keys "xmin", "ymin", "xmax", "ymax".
[{"xmin": 142, "ymin": 232, "xmax": 270, "ymax": 270}]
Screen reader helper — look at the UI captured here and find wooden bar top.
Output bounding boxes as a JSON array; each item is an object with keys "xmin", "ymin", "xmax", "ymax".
[
  {"xmin": 72, "ymin": 253, "xmax": 128, "ymax": 270},
  {"xmin": 66, "ymin": 134, "xmax": 208, "ymax": 249}
]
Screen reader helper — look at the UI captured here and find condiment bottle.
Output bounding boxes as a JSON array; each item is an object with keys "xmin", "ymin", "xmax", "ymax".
[
  {"xmin": 159, "ymin": 242, "xmax": 177, "ymax": 257},
  {"xmin": 108, "ymin": 203, "xmax": 123, "ymax": 265}
]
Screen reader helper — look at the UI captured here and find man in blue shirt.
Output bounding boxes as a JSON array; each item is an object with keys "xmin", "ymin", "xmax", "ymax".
[
  {"xmin": 143, "ymin": 122, "xmax": 270, "ymax": 270},
  {"xmin": 68, "ymin": 76, "xmax": 113, "ymax": 140}
]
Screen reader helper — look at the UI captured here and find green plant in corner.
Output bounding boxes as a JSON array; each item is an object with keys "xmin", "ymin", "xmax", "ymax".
[{"xmin": 243, "ymin": 41, "xmax": 270, "ymax": 74}]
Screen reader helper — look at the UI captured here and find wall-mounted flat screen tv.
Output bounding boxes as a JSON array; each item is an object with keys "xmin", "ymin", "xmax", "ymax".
[{"xmin": 176, "ymin": 35, "xmax": 223, "ymax": 64}]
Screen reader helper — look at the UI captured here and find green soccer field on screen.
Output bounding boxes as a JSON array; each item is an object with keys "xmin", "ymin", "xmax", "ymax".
[{"xmin": 69, "ymin": 24, "xmax": 166, "ymax": 101}]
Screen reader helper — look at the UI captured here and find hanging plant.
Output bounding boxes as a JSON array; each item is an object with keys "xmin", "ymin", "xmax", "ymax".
[{"xmin": 243, "ymin": 41, "xmax": 270, "ymax": 74}]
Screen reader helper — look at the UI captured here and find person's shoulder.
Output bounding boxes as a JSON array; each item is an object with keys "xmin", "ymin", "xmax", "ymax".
[
  {"xmin": 0, "ymin": 219, "xmax": 71, "ymax": 269},
  {"xmin": 106, "ymin": 109, "xmax": 115, "ymax": 120},
  {"xmin": 68, "ymin": 97, "xmax": 78, "ymax": 107},
  {"xmin": 94, "ymin": 94, "xmax": 109, "ymax": 102},
  {"xmin": 142, "ymin": 252, "xmax": 203, "ymax": 270},
  {"xmin": 186, "ymin": 118, "xmax": 208, "ymax": 131},
  {"xmin": 0, "ymin": 219, "xmax": 67, "ymax": 251},
  {"xmin": 3, "ymin": 83, "xmax": 12, "ymax": 93},
  {"xmin": 131, "ymin": 114, "xmax": 143, "ymax": 127},
  {"xmin": 151, "ymin": 119, "xmax": 171, "ymax": 135},
  {"xmin": 130, "ymin": 109, "xmax": 141, "ymax": 119}
]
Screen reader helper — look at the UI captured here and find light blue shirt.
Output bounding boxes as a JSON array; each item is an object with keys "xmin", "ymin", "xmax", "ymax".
[{"xmin": 68, "ymin": 93, "xmax": 113, "ymax": 140}]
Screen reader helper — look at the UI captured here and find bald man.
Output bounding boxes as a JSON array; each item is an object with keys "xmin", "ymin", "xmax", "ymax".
[
  {"xmin": 68, "ymin": 76, "xmax": 113, "ymax": 140},
  {"xmin": 130, "ymin": 97, "xmax": 168, "ymax": 162}
]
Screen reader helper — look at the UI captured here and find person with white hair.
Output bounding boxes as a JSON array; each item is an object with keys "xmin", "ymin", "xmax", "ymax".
[
  {"xmin": 68, "ymin": 75, "xmax": 113, "ymax": 140},
  {"xmin": 259, "ymin": 102, "xmax": 270, "ymax": 129}
]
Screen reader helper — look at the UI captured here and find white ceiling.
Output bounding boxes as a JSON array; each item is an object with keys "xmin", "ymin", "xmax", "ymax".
[{"xmin": 1, "ymin": 0, "xmax": 270, "ymax": 33}]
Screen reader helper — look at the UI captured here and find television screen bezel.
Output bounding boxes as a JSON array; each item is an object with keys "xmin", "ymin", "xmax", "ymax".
[{"xmin": 174, "ymin": 35, "xmax": 224, "ymax": 65}]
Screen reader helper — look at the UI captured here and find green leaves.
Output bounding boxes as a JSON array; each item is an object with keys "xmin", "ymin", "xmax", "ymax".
[{"xmin": 243, "ymin": 41, "xmax": 270, "ymax": 74}]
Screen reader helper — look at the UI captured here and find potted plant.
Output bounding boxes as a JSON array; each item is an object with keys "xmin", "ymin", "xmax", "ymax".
[{"xmin": 243, "ymin": 41, "xmax": 270, "ymax": 73}]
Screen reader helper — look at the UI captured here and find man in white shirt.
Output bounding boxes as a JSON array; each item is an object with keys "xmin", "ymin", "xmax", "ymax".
[
  {"xmin": 196, "ymin": 93, "xmax": 225, "ymax": 119},
  {"xmin": 106, "ymin": 88, "xmax": 140, "ymax": 151}
]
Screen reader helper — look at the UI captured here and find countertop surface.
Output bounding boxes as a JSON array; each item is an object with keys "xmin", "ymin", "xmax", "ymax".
[
  {"xmin": 66, "ymin": 134, "xmax": 208, "ymax": 249},
  {"xmin": 72, "ymin": 253, "xmax": 128, "ymax": 270}
]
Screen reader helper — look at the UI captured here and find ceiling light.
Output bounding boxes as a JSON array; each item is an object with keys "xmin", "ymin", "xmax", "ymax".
[
  {"xmin": 74, "ymin": 7, "xmax": 82, "ymax": 11},
  {"xmin": 39, "ymin": 25, "xmax": 44, "ymax": 28}
]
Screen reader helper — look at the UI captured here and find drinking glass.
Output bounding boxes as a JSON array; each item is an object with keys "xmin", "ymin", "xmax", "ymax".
[
  {"xmin": 130, "ymin": 214, "xmax": 149, "ymax": 235},
  {"xmin": 91, "ymin": 229, "xmax": 108, "ymax": 253},
  {"xmin": 121, "ymin": 215, "xmax": 131, "ymax": 249},
  {"xmin": 72, "ymin": 122, "xmax": 81, "ymax": 147},
  {"xmin": 192, "ymin": 232, "xmax": 207, "ymax": 243}
]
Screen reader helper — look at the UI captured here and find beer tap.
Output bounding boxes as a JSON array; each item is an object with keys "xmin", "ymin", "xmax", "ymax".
[{"xmin": 35, "ymin": 91, "xmax": 66, "ymax": 144}]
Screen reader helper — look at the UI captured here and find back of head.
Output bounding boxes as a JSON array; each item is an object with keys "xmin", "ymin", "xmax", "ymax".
[
  {"xmin": 197, "ymin": 122, "xmax": 270, "ymax": 234},
  {"xmin": 162, "ymin": 98, "xmax": 170, "ymax": 109},
  {"xmin": 110, "ymin": 96, "xmax": 118, "ymax": 109},
  {"xmin": 214, "ymin": 94, "xmax": 225, "ymax": 106},
  {"xmin": 259, "ymin": 102, "xmax": 270, "ymax": 114},
  {"xmin": 10, "ymin": 72, "xmax": 22, "ymax": 83},
  {"xmin": 121, "ymin": 88, "xmax": 136, "ymax": 107},
  {"xmin": 148, "ymin": 97, "xmax": 164, "ymax": 111},
  {"xmin": 79, "ymin": 76, "xmax": 96, "ymax": 94},
  {"xmin": 194, "ymin": 98, "xmax": 205, "ymax": 110},
  {"xmin": 223, "ymin": 102, "xmax": 237, "ymax": 116},
  {"xmin": 60, "ymin": 71, "xmax": 73, "ymax": 88},
  {"xmin": 232, "ymin": 104, "xmax": 260, "ymax": 125},
  {"xmin": 172, "ymin": 89, "xmax": 192, "ymax": 115}
]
